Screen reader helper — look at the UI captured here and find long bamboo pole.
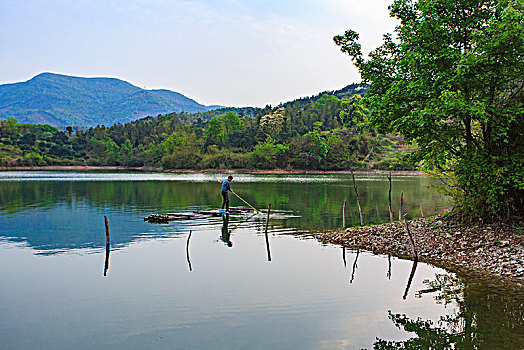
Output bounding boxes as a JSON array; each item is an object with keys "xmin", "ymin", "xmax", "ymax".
[
  {"xmin": 231, "ymin": 190, "xmax": 259, "ymax": 213},
  {"xmin": 216, "ymin": 178, "xmax": 259, "ymax": 212}
]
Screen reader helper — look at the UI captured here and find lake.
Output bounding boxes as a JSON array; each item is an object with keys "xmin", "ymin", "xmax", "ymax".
[{"xmin": 0, "ymin": 172, "xmax": 522, "ymax": 349}]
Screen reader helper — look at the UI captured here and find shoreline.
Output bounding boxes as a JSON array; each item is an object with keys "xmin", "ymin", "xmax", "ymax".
[
  {"xmin": 0, "ymin": 165, "xmax": 425, "ymax": 176},
  {"xmin": 315, "ymin": 215, "xmax": 524, "ymax": 290}
]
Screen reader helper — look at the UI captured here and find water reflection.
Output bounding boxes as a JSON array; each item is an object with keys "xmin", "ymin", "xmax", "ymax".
[
  {"xmin": 387, "ymin": 254, "xmax": 392, "ymax": 280},
  {"xmin": 264, "ymin": 206, "xmax": 272, "ymax": 262},
  {"xmin": 221, "ymin": 215, "xmax": 233, "ymax": 247},
  {"xmin": 375, "ymin": 273, "xmax": 524, "ymax": 349},
  {"xmin": 186, "ymin": 231, "xmax": 192, "ymax": 272},
  {"xmin": 103, "ymin": 243, "xmax": 110, "ymax": 276},
  {"xmin": 0, "ymin": 172, "xmax": 450, "ymax": 235},
  {"xmin": 1, "ymin": 173, "xmax": 522, "ymax": 349},
  {"xmin": 402, "ymin": 260, "xmax": 418, "ymax": 300},
  {"xmin": 350, "ymin": 249, "xmax": 360, "ymax": 284}
]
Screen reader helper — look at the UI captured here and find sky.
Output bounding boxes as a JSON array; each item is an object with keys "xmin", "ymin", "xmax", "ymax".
[{"xmin": 0, "ymin": 0, "xmax": 397, "ymax": 107}]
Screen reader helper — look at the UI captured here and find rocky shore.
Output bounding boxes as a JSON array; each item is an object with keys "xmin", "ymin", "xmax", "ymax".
[{"xmin": 315, "ymin": 214, "xmax": 524, "ymax": 288}]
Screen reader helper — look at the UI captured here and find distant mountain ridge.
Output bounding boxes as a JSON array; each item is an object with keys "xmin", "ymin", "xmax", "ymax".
[{"xmin": 0, "ymin": 73, "xmax": 219, "ymax": 127}]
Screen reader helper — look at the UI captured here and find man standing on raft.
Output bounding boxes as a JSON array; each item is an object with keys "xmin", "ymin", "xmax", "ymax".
[{"xmin": 221, "ymin": 176, "xmax": 233, "ymax": 212}]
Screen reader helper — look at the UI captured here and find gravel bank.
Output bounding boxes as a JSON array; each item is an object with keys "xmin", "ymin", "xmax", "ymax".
[{"xmin": 315, "ymin": 215, "xmax": 524, "ymax": 288}]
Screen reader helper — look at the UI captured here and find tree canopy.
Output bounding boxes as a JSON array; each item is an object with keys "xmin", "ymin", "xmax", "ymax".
[
  {"xmin": 0, "ymin": 91, "xmax": 412, "ymax": 171},
  {"xmin": 335, "ymin": 0, "xmax": 524, "ymax": 219}
]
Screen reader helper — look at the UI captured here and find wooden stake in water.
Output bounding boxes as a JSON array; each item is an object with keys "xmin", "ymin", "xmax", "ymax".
[
  {"xmin": 403, "ymin": 217, "xmax": 418, "ymax": 261},
  {"xmin": 351, "ymin": 172, "xmax": 364, "ymax": 226},
  {"xmin": 387, "ymin": 172, "xmax": 393, "ymax": 224},
  {"xmin": 264, "ymin": 203, "xmax": 272, "ymax": 262},
  {"xmin": 398, "ymin": 192, "xmax": 404, "ymax": 222},
  {"xmin": 420, "ymin": 198, "xmax": 424, "ymax": 218},
  {"xmin": 104, "ymin": 216, "xmax": 110, "ymax": 244}
]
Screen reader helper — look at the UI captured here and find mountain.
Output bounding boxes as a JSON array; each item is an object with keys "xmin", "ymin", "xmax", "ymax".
[{"xmin": 0, "ymin": 73, "xmax": 219, "ymax": 127}]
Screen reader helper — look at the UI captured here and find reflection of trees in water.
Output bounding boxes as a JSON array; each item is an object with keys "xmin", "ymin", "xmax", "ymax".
[
  {"xmin": 0, "ymin": 176, "xmax": 449, "ymax": 231},
  {"xmin": 374, "ymin": 273, "xmax": 524, "ymax": 349}
]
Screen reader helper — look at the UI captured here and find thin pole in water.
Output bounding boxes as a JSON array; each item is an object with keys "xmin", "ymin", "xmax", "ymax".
[
  {"xmin": 104, "ymin": 216, "xmax": 110, "ymax": 244},
  {"xmin": 264, "ymin": 203, "xmax": 272, "ymax": 262},
  {"xmin": 342, "ymin": 199, "xmax": 346, "ymax": 229},
  {"xmin": 387, "ymin": 172, "xmax": 393, "ymax": 224},
  {"xmin": 352, "ymin": 172, "xmax": 364, "ymax": 226},
  {"xmin": 398, "ymin": 192, "xmax": 404, "ymax": 222},
  {"xmin": 403, "ymin": 217, "xmax": 418, "ymax": 261}
]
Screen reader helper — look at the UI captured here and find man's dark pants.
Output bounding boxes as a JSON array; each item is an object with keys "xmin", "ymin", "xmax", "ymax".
[{"xmin": 222, "ymin": 191, "xmax": 229, "ymax": 211}]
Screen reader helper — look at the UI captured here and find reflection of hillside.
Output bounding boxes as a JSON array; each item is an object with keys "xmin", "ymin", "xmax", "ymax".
[
  {"xmin": 374, "ymin": 273, "xmax": 524, "ymax": 349},
  {"xmin": 0, "ymin": 202, "xmax": 192, "ymax": 254}
]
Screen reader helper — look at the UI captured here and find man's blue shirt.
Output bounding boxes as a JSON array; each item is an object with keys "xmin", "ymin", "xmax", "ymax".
[{"xmin": 221, "ymin": 179, "xmax": 231, "ymax": 192}]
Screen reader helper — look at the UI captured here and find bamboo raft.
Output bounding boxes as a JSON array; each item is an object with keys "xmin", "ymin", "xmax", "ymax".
[{"xmin": 144, "ymin": 207, "xmax": 254, "ymax": 223}]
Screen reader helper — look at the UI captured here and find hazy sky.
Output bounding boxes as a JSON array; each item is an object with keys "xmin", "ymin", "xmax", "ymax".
[{"xmin": 0, "ymin": 0, "xmax": 397, "ymax": 107}]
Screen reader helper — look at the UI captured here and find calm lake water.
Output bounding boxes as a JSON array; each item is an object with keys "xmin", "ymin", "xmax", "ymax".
[{"xmin": 0, "ymin": 172, "xmax": 522, "ymax": 349}]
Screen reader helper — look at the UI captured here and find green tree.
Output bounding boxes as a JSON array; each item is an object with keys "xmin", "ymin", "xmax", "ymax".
[
  {"xmin": 335, "ymin": 0, "xmax": 524, "ymax": 219},
  {"xmin": 204, "ymin": 117, "xmax": 226, "ymax": 147},
  {"xmin": 250, "ymin": 135, "xmax": 289, "ymax": 169},
  {"xmin": 307, "ymin": 122, "xmax": 330, "ymax": 164},
  {"xmin": 221, "ymin": 111, "xmax": 245, "ymax": 135},
  {"xmin": 339, "ymin": 94, "xmax": 368, "ymax": 129}
]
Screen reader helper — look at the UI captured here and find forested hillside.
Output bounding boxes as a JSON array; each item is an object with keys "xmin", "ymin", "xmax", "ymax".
[{"xmin": 0, "ymin": 86, "xmax": 413, "ymax": 171}]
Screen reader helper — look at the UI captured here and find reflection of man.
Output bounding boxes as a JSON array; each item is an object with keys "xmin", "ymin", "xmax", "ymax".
[
  {"xmin": 221, "ymin": 176, "xmax": 233, "ymax": 211},
  {"xmin": 221, "ymin": 215, "xmax": 232, "ymax": 247}
]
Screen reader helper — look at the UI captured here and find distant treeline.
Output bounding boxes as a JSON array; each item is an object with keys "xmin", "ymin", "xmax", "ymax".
[{"xmin": 0, "ymin": 84, "xmax": 414, "ymax": 170}]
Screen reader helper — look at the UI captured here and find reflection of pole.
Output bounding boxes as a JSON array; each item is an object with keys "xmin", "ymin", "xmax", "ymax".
[
  {"xmin": 104, "ymin": 243, "xmax": 110, "ymax": 276},
  {"xmin": 342, "ymin": 246, "xmax": 347, "ymax": 268},
  {"xmin": 342, "ymin": 199, "xmax": 346, "ymax": 229},
  {"xmin": 403, "ymin": 259, "xmax": 418, "ymax": 299},
  {"xmin": 420, "ymin": 198, "xmax": 424, "ymax": 218},
  {"xmin": 387, "ymin": 254, "xmax": 391, "ymax": 280},
  {"xmin": 104, "ymin": 216, "xmax": 110, "ymax": 244},
  {"xmin": 264, "ymin": 203, "xmax": 272, "ymax": 262},
  {"xmin": 103, "ymin": 216, "xmax": 111, "ymax": 277},
  {"xmin": 350, "ymin": 249, "xmax": 360, "ymax": 284},
  {"xmin": 186, "ymin": 230, "xmax": 192, "ymax": 271}
]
